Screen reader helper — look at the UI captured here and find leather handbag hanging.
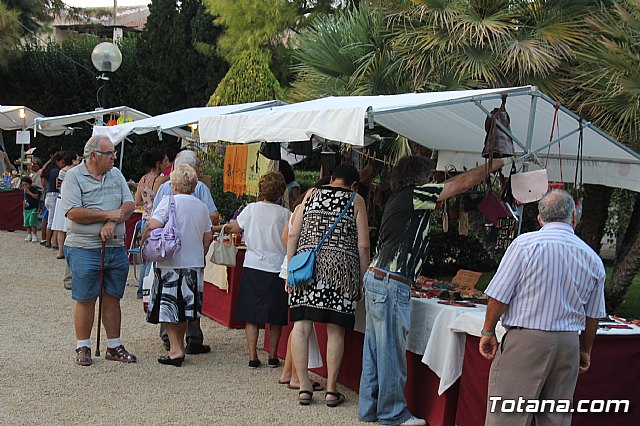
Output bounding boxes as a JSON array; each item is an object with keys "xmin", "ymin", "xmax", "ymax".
[
  {"xmin": 259, "ymin": 142, "xmax": 281, "ymax": 160},
  {"xmin": 511, "ymin": 168, "xmax": 549, "ymax": 204},
  {"xmin": 477, "ymin": 191, "xmax": 512, "ymax": 226},
  {"xmin": 210, "ymin": 224, "xmax": 238, "ymax": 267},
  {"xmin": 288, "ymin": 138, "xmax": 314, "ymax": 156},
  {"xmin": 482, "ymin": 94, "xmax": 515, "ymax": 159}
]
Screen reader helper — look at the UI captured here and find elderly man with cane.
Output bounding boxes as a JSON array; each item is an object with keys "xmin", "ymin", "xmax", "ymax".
[{"xmin": 60, "ymin": 136, "xmax": 137, "ymax": 366}]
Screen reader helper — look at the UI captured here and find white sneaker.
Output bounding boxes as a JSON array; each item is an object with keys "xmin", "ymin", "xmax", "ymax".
[
  {"xmin": 25, "ymin": 234, "xmax": 32, "ymax": 241},
  {"xmin": 31, "ymin": 235, "xmax": 39, "ymax": 242},
  {"xmin": 400, "ymin": 416, "xmax": 427, "ymax": 426}
]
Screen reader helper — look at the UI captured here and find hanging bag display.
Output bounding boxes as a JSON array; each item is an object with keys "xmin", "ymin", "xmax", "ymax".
[
  {"xmin": 511, "ymin": 168, "xmax": 549, "ymax": 204},
  {"xmin": 482, "ymin": 94, "xmax": 515, "ymax": 159},
  {"xmin": 259, "ymin": 142, "xmax": 281, "ymax": 160},
  {"xmin": 210, "ymin": 224, "xmax": 238, "ymax": 267},
  {"xmin": 288, "ymin": 191, "xmax": 356, "ymax": 287},
  {"xmin": 288, "ymin": 137, "xmax": 314, "ymax": 156},
  {"xmin": 141, "ymin": 194, "xmax": 182, "ymax": 262}
]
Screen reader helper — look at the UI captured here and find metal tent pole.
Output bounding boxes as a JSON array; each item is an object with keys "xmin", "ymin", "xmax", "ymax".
[
  {"xmin": 119, "ymin": 108, "xmax": 126, "ymax": 170},
  {"xmin": 517, "ymin": 93, "xmax": 539, "ymax": 236}
]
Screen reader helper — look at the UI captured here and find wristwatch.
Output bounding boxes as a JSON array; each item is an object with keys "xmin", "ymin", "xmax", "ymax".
[{"xmin": 481, "ymin": 330, "xmax": 496, "ymax": 337}]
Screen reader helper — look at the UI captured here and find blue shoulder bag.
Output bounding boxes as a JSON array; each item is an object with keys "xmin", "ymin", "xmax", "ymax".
[{"xmin": 288, "ymin": 191, "xmax": 356, "ymax": 287}]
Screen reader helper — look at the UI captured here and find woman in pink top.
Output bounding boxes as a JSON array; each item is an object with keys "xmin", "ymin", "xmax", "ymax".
[{"xmin": 135, "ymin": 150, "xmax": 169, "ymax": 298}]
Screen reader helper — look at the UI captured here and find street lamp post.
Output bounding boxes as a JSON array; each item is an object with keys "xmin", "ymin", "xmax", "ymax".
[
  {"xmin": 19, "ymin": 108, "xmax": 26, "ymax": 174},
  {"xmin": 91, "ymin": 42, "xmax": 123, "ymax": 166}
]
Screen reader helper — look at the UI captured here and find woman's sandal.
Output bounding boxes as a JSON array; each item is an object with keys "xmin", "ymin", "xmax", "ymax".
[
  {"xmin": 298, "ymin": 390, "xmax": 313, "ymax": 406},
  {"xmin": 325, "ymin": 391, "xmax": 346, "ymax": 407},
  {"xmin": 288, "ymin": 381, "xmax": 323, "ymax": 391}
]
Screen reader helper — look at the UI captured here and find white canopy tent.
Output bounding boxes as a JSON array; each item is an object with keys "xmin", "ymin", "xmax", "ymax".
[
  {"xmin": 199, "ymin": 86, "xmax": 640, "ymax": 193},
  {"xmin": 1, "ymin": 105, "xmax": 71, "ymax": 137},
  {"xmin": 33, "ymin": 106, "xmax": 150, "ymax": 137},
  {"xmin": 91, "ymin": 101, "xmax": 284, "ymax": 146}
]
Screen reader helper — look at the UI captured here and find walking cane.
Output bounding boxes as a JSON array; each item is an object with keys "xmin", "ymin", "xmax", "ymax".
[{"xmin": 95, "ymin": 239, "xmax": 106, "ymax": 357}]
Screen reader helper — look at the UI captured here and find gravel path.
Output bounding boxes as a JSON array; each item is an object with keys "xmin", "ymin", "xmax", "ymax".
[{"xmin": 0, "ymin": 230, "xmax": 363, "ymax": 425}]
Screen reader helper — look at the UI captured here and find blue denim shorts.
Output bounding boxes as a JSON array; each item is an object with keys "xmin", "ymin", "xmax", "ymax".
[{"xmin": 65, "ymin": 246, "xmax": 129, "ymax": 302}]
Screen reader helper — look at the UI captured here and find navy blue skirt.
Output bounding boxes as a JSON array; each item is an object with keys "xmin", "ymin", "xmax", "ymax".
[{"xmin": 235, "ymin": 267, "xmax": 288, "ymax": 325}]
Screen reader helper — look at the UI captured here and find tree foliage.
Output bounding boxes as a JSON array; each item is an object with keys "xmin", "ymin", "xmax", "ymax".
[
  {"xmin": 136, "ymin": 0, "xmax": 228, "ymax": 114},
  {"xmin": 572, "ymin": 0, "xmax": 640, "ymax": 311},
  {"xmin": 290, "ymin": 3, "xmax": 412, "ymax": 100},
  {"xmin": 388, "ymin": 0, "xmax": 604, "ymax": 98},
  {"xmin": 2, "ymin": 0, "xmax": 70, "ymax": 37},
  {"xmin": 208, "ymin": 50, "xmax": 283, "ymax": 106},
  {"xmin": 203, "ymin": 0, "xmax": 296, "ymax": 62},
  {"xmin": 0, "ymin": 2, "xmax": 21, "ymax": 67}
]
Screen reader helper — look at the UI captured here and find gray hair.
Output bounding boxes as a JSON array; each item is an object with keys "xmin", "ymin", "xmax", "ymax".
[
  {"xmin": 84, "ymin": 136, "xmax": 107, "ymax": 157},
  {"xmin": 538, "ymin": 190, "xmax": 575, "ymax": 223},
  {"xmin": 173, "ymin": 150, "xmax": 198, "ymax": 168}
]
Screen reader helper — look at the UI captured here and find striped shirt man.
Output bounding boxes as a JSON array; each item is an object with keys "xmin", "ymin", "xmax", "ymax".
[{"xmin": 485, "ymin": 221, "xmax": 606, "ymax": 330}]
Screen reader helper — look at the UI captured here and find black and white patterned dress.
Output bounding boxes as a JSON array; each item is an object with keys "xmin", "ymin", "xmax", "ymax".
[
  {"xmin": 289, "ymin": 186, "xmax": 360, "ymax": 329},
  {"xmin": 146, "ymin": 268, "xmax": 201, "ymax": 324}
]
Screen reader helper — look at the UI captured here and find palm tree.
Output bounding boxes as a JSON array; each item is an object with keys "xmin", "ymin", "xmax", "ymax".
[
  {"xmin": 573, "ymin": 0, "xmax": 640, "ymax": 312},
  {"xmin": 388, "ymin": 0, "xmax": 601, "ymax": 99},
  {"xmin": 290, "ymin": 3, "xmax": 413, "ymax": 100}
]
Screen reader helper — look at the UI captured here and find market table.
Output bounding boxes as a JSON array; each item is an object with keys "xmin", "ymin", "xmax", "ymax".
[
  {"xmin": 202, "ymin": 249, "xmax": 246, "ymax": 329},
  {"xmin": 0, "ymin": 190, "xmax": 26, "ymax": 231},
  {"xmin": 453, "ymin": 313, "xmax": 640, "ymax": 426}
]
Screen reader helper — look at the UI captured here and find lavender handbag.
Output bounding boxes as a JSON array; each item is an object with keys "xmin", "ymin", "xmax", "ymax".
[{"xmin": 142, "ymin": 194, "xmax": 182, "ymax": 262}]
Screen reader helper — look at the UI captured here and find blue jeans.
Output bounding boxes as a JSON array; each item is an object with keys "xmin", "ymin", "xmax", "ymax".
[
  {"xmin": 65, "ymin": 245, "xmax": 129, "ymax": 302},
  {"xmin": 358, "ymin": 269, "xmax": 412, "ymax": 425}
]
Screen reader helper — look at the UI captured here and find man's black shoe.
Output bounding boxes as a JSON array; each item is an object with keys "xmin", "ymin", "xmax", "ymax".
[{"xmin": 185, "ymin": 344, "xmax": 211, "ymax": 355}]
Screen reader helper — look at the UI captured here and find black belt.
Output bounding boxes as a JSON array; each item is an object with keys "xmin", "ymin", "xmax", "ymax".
[{"xmin": 368, "ymin": 267, "xmax": 412, "ymax": 286}]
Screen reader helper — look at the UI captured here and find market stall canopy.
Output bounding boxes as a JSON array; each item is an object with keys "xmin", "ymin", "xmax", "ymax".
[
  {"xmin": 199, "ymin": 86, "xmax": 640, "ymax": 192},
  {"xmin": 92, "ymin": 101, "xmax": 285, "ymax": 146},
  {"xmin": 33, "ymin": 106, "xmax": 149, "ymax": 137},
  {"xmin": 0, "ymin": 105, "xmax": 71, "ymax": 136}
]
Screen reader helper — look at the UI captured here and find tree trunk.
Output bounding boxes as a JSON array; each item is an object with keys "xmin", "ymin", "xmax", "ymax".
[
  {"xmin": 577, "ymin": 184, "xmax": 613, "ymax": 253},
  {"xmin": 606, "ymin": 194, "xmax": 640, "ymax": 312}
]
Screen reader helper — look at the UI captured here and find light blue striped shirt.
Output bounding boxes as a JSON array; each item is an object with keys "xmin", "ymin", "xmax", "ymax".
[{"xmin": 484, "ymin": 222, "xmax": 606, "ymax": 331}]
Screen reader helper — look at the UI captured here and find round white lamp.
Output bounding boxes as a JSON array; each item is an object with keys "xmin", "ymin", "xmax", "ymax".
[{"xmin": 91, "ymin": 42, "xmax": 123, "ymax": 73}]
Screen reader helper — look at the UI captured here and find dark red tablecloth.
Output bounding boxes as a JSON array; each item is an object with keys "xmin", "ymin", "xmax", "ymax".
[
  {"xmin": 202, "ymin": 250, "xmax": 246, "ymax": 329},
  {"xmin": 456, "ymin": 334, "xmax": 640, "ymax": 426},
  {"xmin": 265, "ymin": 323, "xmax": 459, "ymax": 426},
  {"xmin": 0, "ymin": 190, "xmax": 26, "ymax": 231}
]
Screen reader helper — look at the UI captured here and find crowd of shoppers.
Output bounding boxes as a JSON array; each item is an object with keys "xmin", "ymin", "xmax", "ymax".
[{"xmin": 15, "ymin": 133, "xmax": 607, "ymax": 426}]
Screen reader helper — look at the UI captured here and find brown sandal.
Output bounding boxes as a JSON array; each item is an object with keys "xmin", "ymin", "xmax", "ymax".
[{"xmin": 105, "ymin": 345, "xmax": 137, "ymax": 363}]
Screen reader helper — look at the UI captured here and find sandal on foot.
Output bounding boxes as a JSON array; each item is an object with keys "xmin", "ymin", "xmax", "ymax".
[
  {"xmin": 298, "ymin": 390, "xmax": 313, "ymax": 406},
  {"xmin": 325, "ymin": 391, "xmax": 346, "ymax": 407},
  {"xmin": 288, "ymin": 381, "xmax": 323, "ymax": 391},
  {"xmin": 278, "ymin": 379, "xmax": 290, "ymax": 385}
]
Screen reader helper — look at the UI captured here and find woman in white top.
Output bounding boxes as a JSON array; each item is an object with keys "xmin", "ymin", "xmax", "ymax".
[
  {"xmin": 51, "ymin": 151, "xmax": 80, "ymax": 259},
  {"xmin": 143, "ymin": 164, "xmax": 213, "ymax": 366},
  {"xmin": 213, "ymin": 171, "xmax": 290, "ymax": 369}
]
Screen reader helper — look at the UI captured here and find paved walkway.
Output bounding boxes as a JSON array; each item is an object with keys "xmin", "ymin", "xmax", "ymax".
[{"xmin": 0, "ymin": 230, "xmax": 362, "ymax": 425}]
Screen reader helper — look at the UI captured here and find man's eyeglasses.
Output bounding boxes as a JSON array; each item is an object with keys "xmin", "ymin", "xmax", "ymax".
[{"xmin": 95, "ymin": 150, "xmax": 117, "ymax": 157}]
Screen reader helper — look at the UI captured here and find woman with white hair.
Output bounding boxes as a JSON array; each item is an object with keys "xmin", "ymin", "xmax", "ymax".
[{"xmin": 143, "ymin": 164, "xmax": 213, "ymax": 366}]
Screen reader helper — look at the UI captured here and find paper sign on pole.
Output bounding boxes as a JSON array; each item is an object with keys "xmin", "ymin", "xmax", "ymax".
[{"xmin": 16, "ymin": 130, "xmax": 31, "ymax": 145}]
